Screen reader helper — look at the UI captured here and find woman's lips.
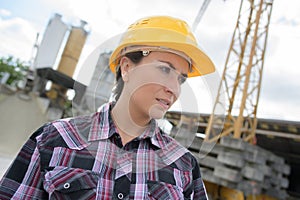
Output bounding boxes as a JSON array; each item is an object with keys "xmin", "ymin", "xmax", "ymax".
[{"xmin": 156, "ymin": 98, "xmax": 171, "ymax": 109}]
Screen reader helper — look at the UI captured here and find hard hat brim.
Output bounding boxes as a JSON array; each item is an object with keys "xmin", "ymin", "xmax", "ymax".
[{"xmin": 109, "ymin": 28, "xmax": 215, "ymax": 77}]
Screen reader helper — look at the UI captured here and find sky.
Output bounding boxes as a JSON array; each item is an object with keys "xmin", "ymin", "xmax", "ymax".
[{"xmin": 0, "ymin": 0, "xmax": 299, "ymax": 122}]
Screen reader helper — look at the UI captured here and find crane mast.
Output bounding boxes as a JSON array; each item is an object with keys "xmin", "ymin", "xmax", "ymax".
[{"xmin": 205, "ymin": 0, "xmax": 274, "ymax": 143}]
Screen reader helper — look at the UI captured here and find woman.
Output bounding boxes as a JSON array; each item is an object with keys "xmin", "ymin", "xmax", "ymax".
[{"xmin": 0, "ymin": 16, "xmax": 215, "ymax": 199}]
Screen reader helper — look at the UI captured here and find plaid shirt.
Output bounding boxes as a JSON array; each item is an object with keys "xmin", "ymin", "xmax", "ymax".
[{"xmin": 0, "ymin": 102, "xmax": 207, "ymax": 199}]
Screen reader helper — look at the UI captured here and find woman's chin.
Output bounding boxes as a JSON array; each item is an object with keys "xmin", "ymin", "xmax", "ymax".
[{"xmin": 148, "ymin": 105, "xmax": 167, "ymax": 119}]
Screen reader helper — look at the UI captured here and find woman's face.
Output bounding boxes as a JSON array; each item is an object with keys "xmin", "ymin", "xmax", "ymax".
[{"xmin": 121, "ymin": 51, "xmax": 189, "ymax": 123}]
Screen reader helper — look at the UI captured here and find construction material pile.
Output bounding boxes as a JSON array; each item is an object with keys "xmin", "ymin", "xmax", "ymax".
[{"xmin": 182, "ymin": 136, "xmax": 290, "ymax": 199}]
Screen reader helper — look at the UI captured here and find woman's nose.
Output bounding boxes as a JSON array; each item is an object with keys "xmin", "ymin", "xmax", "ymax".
[{"xmin": 164, "ymin": 76, "xmax": 181, "ymax": 98}]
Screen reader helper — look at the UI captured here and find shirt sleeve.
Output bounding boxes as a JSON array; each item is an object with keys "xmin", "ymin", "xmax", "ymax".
[
  {"xmin": 191, "ymin": 156, "xmax": 208, "ymax": 200},
  {"xmin": 0, "ymin": 126, "xmax": 48, "ymax": 200}
]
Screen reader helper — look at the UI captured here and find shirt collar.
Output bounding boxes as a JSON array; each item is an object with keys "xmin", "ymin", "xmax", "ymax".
[
  {"xmin": 88, "ymin": 102, "xmax": 117, "ymax": 141},
  {"xmin": 88, "ymin": 102, "xmax": 165, "ymax": 149}
]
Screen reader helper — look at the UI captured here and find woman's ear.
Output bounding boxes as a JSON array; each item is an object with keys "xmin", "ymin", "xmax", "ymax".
[{"xmin": 119, "ymin": 57, "xmax": 132, "ymax": 82}]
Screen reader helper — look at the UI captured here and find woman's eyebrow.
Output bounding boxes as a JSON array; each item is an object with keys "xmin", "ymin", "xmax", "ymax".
[
  {"xmin": 157, "ymin": 60, "xmax": 175, "ymax": 69},
  {"xmin": 157, "ymin": 60, "xmax": 188, "ymax": 77}
]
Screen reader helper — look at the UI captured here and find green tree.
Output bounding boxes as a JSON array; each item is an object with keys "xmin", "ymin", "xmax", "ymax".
[{"xmin": 0, "ymin": 56, "xmax": 29, "ymax": 86}]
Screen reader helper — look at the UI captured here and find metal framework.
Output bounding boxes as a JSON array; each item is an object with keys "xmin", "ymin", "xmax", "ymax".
[{"xmin": 205, "ymin": 0, "xmax": 274, "ymax": 143}]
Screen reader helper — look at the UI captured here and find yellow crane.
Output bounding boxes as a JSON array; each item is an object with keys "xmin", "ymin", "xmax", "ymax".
[
  {"xmin": 192, "ymin": 0, "xmax": 281, "ymax": 199},
  {"xmin": 205, "ymin": 0, "xmax": 273, "ymax": 144}
]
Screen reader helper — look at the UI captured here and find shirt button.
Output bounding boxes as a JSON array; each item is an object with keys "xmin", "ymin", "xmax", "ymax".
[
  {"xmin": 117, "ymin": 193, "xmax": 124, "ymax": 199},
  {"xmin": 63, "ymin": 182, "xmax": 70, "ymax": 189}
]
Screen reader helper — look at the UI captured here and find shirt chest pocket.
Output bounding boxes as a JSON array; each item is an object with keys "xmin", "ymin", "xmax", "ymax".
[
  {"xmin": 43, "ymin": 166, "xmax": 98, "ymax": 200},
  {"xmin": 147, "ymin": 180, "xmax": 184, "ymax": 200}
]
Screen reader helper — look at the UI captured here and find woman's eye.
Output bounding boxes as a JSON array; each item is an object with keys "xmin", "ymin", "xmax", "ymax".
[
  {"xmin": 158, "ymin": 66, "xmax": 171, "ymax": 74},
  {"xmin": 178, "ymin": 75, "xmax": 187, "ymax": 85}
]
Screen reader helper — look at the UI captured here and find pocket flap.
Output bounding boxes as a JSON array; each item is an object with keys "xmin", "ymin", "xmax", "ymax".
[
  {"xmin": 147, "ymin": 180, "xmax": 183, "ymax": 199},
  {"xmin": 44, "ymin": 166, "xmax": 98, "ymax": 194}
]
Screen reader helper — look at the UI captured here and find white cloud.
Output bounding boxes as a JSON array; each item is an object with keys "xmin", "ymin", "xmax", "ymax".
[
  {"xmin": 0, "ymin": 9, "xmax": 11, "ymax": 17},
  {"xmin": 258, "ymin": 97, "xmax": 300, "ymax": 121},
  {"xmin": 271, "ymin": 0, "xmax": 300, "ymax": 23},
  {"xmin": 0, "ymin": 15, "xmax": 38, "ymax": 61}
]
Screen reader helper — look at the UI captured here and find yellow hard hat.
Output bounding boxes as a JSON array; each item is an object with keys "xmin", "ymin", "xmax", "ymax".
[{"xmin": 109, "ymin": 16, "xmax": 215, "ymax": 77}]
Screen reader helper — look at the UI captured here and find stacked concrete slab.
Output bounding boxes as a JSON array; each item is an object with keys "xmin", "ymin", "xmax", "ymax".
[{"xmin": 186, "ymin": 136, "xmax": 290, "ymax": 199}]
